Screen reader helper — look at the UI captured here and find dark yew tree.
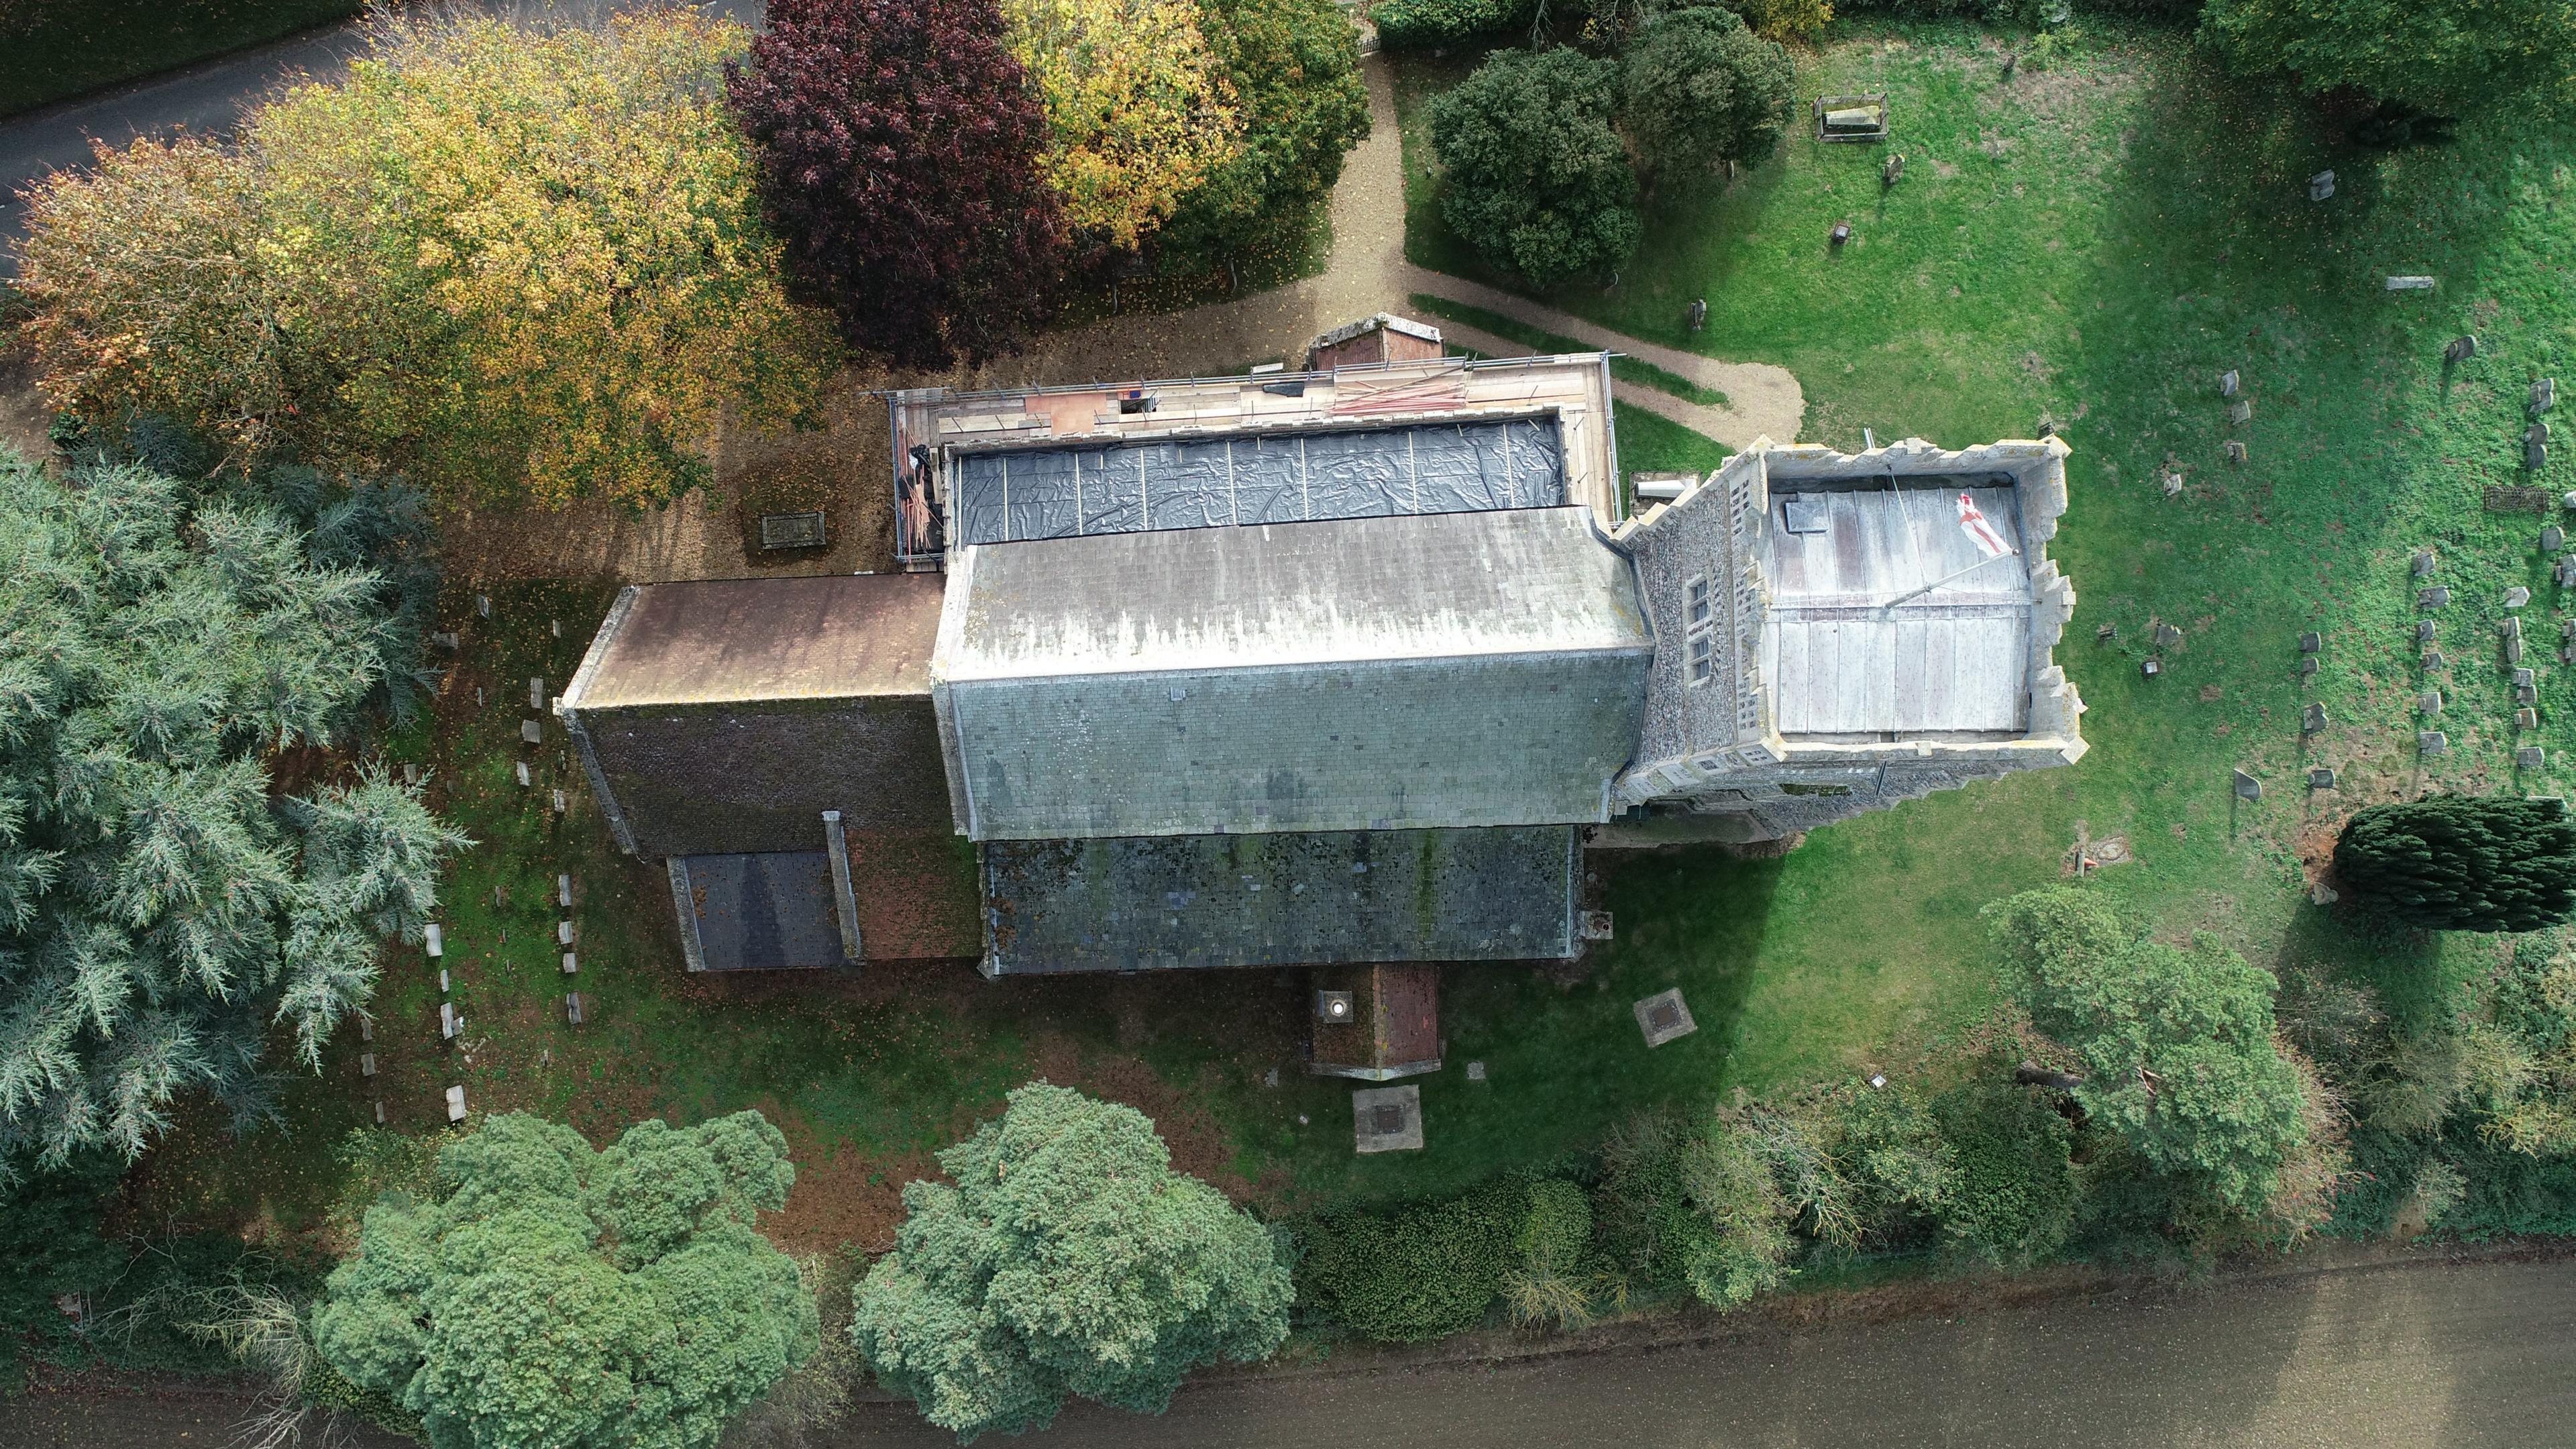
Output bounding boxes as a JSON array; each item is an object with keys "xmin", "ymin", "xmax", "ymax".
[
  {"xmin": 727, "ymin": 0, "xmax": 1067, "ymax": 368},
  {"xmin": 2334, "ymin": 795, "xmax": 2576, "ymax": 932}
]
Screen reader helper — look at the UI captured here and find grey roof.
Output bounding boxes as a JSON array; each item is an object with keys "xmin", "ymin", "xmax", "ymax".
[
  {"xmin": 1761, "ymin": 484, "xmax": 2033, "ymax": 735},
  {"xmin": 949, "ymin": 417, "xmax": 1562, "ymax": 546},
  {"xmin": 667, "ymin": 852, "xmax": 853, "ymax": 971},
  {"xmin": 982, "ymin": 827, "xmax": 1577, "ymax": 973},
  {"xmin": 934, "ymin": 507, "xmax": 1652, "ymax": 840}
]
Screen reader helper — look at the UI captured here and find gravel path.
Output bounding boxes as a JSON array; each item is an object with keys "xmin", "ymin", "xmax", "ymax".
[{"xmin": 974, "ymin": 53, "xmax": 1805, "ymax": 449}]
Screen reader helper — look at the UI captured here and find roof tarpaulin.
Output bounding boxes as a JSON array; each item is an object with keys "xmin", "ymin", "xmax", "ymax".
[{"xmin": 951, "ymin": 417, "xmax": 1564, "ymax": 545}]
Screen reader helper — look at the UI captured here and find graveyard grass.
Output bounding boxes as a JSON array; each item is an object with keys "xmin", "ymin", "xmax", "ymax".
[{"xmin": 148, "ymin": 17, "xmax": 2564, "ymax": 1242}]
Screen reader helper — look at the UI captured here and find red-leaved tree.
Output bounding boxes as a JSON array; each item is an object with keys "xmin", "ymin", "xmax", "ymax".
[{"xmin": 728, "ymin": 0, "xmax": 1067, "ymax": 368}]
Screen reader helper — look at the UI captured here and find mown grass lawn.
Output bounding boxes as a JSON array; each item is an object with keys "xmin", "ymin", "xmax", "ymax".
[{"xmin": 147, "ymin": 17, "xmax": 2576, "ymax": 1242}]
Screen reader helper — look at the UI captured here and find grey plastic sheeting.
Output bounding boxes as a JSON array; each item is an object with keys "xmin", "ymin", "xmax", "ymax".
[{"xmin": 951, "ymin": 417, "xmax": 1564, "ymax": 545}]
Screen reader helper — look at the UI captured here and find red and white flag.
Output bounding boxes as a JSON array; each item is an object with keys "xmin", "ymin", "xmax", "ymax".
[{"xmin": 1956, "ymin": 492, "xmax": 2013, "ymax": 559}]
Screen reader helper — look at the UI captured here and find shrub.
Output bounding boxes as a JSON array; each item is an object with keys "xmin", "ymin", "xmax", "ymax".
[
  {"xmin": 1501, "ymin": 1178, "xmax": 1598, "ymax": 1331},
  {"xmin": 1158, "ymin": 0, "xmax": 1371, "ymax": 270},
  {"xmin": 1000, "ymin": 0, "xmax": 1246, "ymax": 252},
  {"xmin": 2200, "ymin": 0, "xmax": 2576, "ymax": 113},
  {"xmin": 1299, "ymin": 1178, "xmax": 1528, "ymax": 1341},
  {"xmin": 1990, "ymin": 886, "xmax": 2311, "ymax": 1214},
  {"xmin": 1675, "ymin": 1114, "xmax": 1796, "ymax": 1308},
  {"xmin": 1428, "ymin": 46, "xmax": 1640, "ymax": 285},
  {"xmin": 1370, "ymin": 0, "xmax": 1535, "ymax": 49},
  {"xmin": 1934, "ymin": 1078, "xmax": 2078, "ymax": 1265},
  {"xmin": 313, "ymin": 1111, "xmax": 816, "ymax": 1449},
  {"xmin": 16, "ymin": 10, "xmax": 835, "ymax": 510},
  {"xmin": 1622, "ymin": 6, "xmax": 1795, "ymax": 179},
  {"xmin": 729, "ymin": 0, "xmax": 1067, "ymax": 368},
  {"xmin": 2333, "ymin": 795, "xmax": 2576, "ymax": 932},
  {"xmin": 853, "ymin": 1085, "xmax": 1290, "ymax": 1440}
]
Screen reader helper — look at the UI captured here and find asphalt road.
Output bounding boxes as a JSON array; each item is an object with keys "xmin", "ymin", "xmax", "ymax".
[
  {"xmin": 5, "ymin": 1254, "xmax": 2572, "ymax": 1448},
  {"xmin": 0, "ymin": 0, "xmax": 763, "ymax": 268}
]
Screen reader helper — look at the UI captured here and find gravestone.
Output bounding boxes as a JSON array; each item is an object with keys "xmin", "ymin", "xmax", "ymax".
[
  {"xmin": 528, "ymin": 678, "xmax": 545, "ymax": 710},
  {"xmin": 2385, "ymin": 276, "xmax": 2437, "ymax": 290},
  {"xmin": 2510, "ymin": 639, "xmax": 2528, "ymax": 665},
  {"xmin": 2424, "ymin": 648, "xmax": 2447, "ymax": 669},
  {"xmin": 561, "ymin": 951, "xmax": 578, "ymax": 975},
  {"xmin": 2504, "ymin": 616, "xmax": 2526, "ymax": 642},
  {"xmin": 2420, "ymin": 586, "xmax": 2451, "ymax": 608},
  {"xmin": 1352, "ymin": 1085, "xmax": 1424, "ymax": 1154},
  {"xmin": 445, "ymin": 1085, "xmax": 468, "ymax": 1122},
  {"xmin": 360, "ymin": 1052, "xmax": 376, "ymax": 1077},
  {"xmin": 2419, "ymin": 690, "xmax": 2443, "ymax": 716},
  {"xmin": 520, "ymin": 718, "xmax": 542, "ymax": 744},
  {"xmin": 2301, "ymin": 656, "xmax": 2319, "ymax": 676},
  {"xmin": 359, "ymin": 1018, "xmax": 372, "ymax": 1043},
  {"xmin": 2421, "ymin": 731, "xmax": 2449, "ymax": 754},
  {"xmin": 2155, "ymin": 623, "xmax": 2184, "ymax": 647},
  {"xmin": 374, "ymin": 1101, "xmax": 386, "ymax": 1126},
  {"xmin": 2533, "ymin": 440, "xmax": 2552, "ymax": 472},
  {"xmin": 1883, "ymin": 153, "xmax": 1905, "ymax": 186},
  {"xmin": 513, "ymin": 760, "xmax": 531, "ymax": 788},
  {"xmin": 1830, "ymin": 221, "xmax": 1852, "ymax": 246},
  {"xmin": 551, "ymin": 788, "xmax": 567, "ymax": 814},
  {"xmin": 2520, "ymin": 686, "xmax": 2540, "ymax": 706},
  {"xmin": 557, "ymin": 873, "xmax": 573, "ymax": 908},
  {"xmin": 2520, "ymin": 706, "xmax": 2542, "ymax": 730},
  {"xmin": 2537, "ymin": 378, "xmax": 2559, "ymax": 414},
  {"xmin": 2229, "ymin": 400, "xmax": 2255, "ymax": 426},
  {"xmin": 2521, "ymin": 747, "xmax": 2548, "ymax": 769},
  {"xmin": 476, "ymin": 595, "xmax": 492, "ymax": 619},
  {"xmin": 2558, "ymin": 556, "xmax": 2576, "ymax": 588},
  {"xmin": 2300, "ymin": 631, "xmax": 2322, "ymax": 653},
  {"xmin": 2418, "ymin": 619, "xmax": 2438, "ymax": 641},
  {"xmin": 2163, "ymin": 472, "xmax": 2186, "ymax": 497},
  {"xmin": 2547, "ymin": 527, "xmax": 2565, "ymax": 553},
  {"xmin": 2303, "ymin": 703, "xmax": 2328, "ymax": 733},
  {"xmin": 2220, "ymin": 370, "xmax": 2241, "ymax": 398},
  {"xmin": 1634, "ymin": 988, "xmax": 1699, "ymax": 1046},
  {"xmin": 425, "ymin": 923, "xmax": 443, "ymax": 957},
  {"xmin": 2309, "ymin": 170, "xmax": 2335, "ymax": 201},
  {"xmin": 2141, "ymin": 659, "xmax": 2161, "ymax": 678},
  {"xmin": 1688, "ymin": 298, "xmax": 1708, "ymax": 332},
  {"xmin": 437, "ymin": 969, "xmax": 448, "ymax": 994},
  {"xmin": 2234, "ymin": 769, "xmax": 2262, "ymax": 801},
  {"xmin": 550, "ymin": 619, "xmax": 563, "ymax": 639},
  {"xmin": 2309, "ymin": 767, "xmax": 2337, "ymax": 790},
  {"xmin": 2446, "ymin": 335, "xmax": 2480, "ymax": 363},
  {"xmin": 2516, "ymin": 668, "xmax": 2536, "ymax": 688},
  {"xmin": 2098, "ymin": 623, "xmax": 2118, "ymax": 641},
  {"xmin": 2414, "ymin": 550, "xmax": 2438, "ymax": 576},
  {"xmin": 439, "ymin": 1002, "xmax": 458, "ymax": 1040},
  {"xmin": 557, "ymin": 920, "xmax": 575, "ymax": 946},
  {"xmin": 431, "ymin": 631, "xmax": 460, "ymax": 651},
  {"xmin": 2508, "ymin": 587, "xmax": 2533, "ymax": 610},
  {"xmin": 2225, "ymin": 440, "xmax": 2249, "ymax": 464},
  {"xmin": 402, "ymin": 763, "xmax": 421, "ymax": 786}
]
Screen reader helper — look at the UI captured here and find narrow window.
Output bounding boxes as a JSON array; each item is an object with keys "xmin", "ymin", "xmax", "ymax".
[
  {"xmin": 1686, "ymin": 575, "xmax": 1713, "ymax": 629},
  {"xmin": 1688, "ymin": 631, "xmax": 1716, "ymax": 683}
]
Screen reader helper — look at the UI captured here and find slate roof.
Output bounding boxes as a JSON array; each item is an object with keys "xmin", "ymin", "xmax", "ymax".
[
  {"xmin": 981, "ymin": 827, "xmax": 1578, "ymax": 973},
  {"xmin": 933, "ymin": 507, "xmax": 1652, "ymax": 840}
]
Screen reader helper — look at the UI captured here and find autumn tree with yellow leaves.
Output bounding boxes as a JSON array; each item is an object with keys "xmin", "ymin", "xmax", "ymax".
[
  {"xmin": 16, "ymin": 10, "xmax": 834, "ymax": 509},
  {"xmin": 1000, "ymin": 0, "xmax": 1246, "ymax": 253}
]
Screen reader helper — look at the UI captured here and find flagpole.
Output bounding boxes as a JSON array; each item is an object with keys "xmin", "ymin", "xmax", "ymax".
[{"xmin": 1874, "ymin": 549, "xmax": 2021, "ymax": 616}]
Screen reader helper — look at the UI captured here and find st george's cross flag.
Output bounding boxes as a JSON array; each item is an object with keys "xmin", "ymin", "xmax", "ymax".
[{"xmin": 1956, "ymin": 492, "xmax": 2013, "ymax": 559}]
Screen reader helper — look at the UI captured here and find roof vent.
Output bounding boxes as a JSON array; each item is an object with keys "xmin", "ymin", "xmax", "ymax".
[{"xmin": 1782, "ymin": 495, "xmax": 1830, "ymax": 534}]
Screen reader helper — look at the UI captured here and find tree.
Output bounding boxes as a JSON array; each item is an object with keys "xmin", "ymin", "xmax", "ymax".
[
  {"xmin": 728, "ymin": 0, "xmax": 1067, "ymax": 368},
  {"xmin": 2200, "ymin": 0, "xmax": 2576, "ymax": 115},
  {"xmin": 1621, "ymin": 8, "xmax": 1794, "ymax": 179},
  {"xmin": 313, "ymin": 1111, "xmax": 817, "ymax": 1449},
  {"xmin": 1157, "ymin": 0, "xmax": 1370, "ymax": 270},
  {"xmin": 1987, "ymin": 887, "xmax": 2310, "ymax": 1213},
  {"xmin": 1000, "ymin": 0, "xmax": 1246, "ymax": 253},
  {"xmin": 1428, "ymin": 47, "xmax": 1640, "ymax": 286},
  {"xmin": 2334, "ymin": 796, "xmax": 2576, "ymax": 932},
  {"xmin": 0, "ymin": 446, "xmax": 468, "ymax": 1173},
  {"xmin": 851, "ymin": 1083, "xmax": 1290, "ymax": 1440},
  {"xmin": 15, "ymin": 10, "xmax": 837, "ymax": 510}
]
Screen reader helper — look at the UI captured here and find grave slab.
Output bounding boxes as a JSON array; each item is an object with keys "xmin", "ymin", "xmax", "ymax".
[
  {"xmin": 1634, "ymin": 987, "xmax": 1699, "ymax": 1048},
  {"xmin": 2309, "ymin": 767, "xmax": 2337, "ymax": 790},
  {"xmin": 1352, "ymin": 1085, "xmax": 1424, "ymax": 1154},
  {"xmin": 2422, "ymin": 731, "xmax": 2449, "ymax": 754}
]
